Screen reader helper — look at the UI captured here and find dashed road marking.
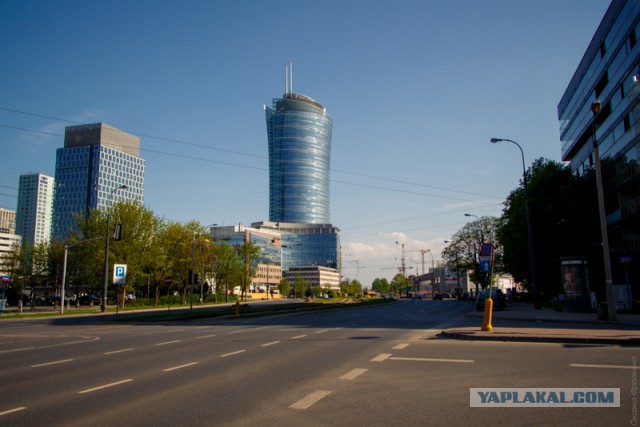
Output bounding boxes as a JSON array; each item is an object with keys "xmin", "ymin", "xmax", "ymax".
[
  {"xmin": 156, "ymin": 340, "xmax": 181, "ymax": 346},
  {"xmin": 340, "ymin": 368, "xmax": 368, "ymax": 380},
  {"xmin": 290, "ymin": 391, "xmax": 332, "ymax": 409},
  {"xmin": 393, "ymin": 343, "xmax": 410, "ymax": 350},
  {"xmin": 163, "ymin": 362, "xmax": 198, "ymax": 372},
  {"xmin": 391, "ymin": 357, "xmax": 474, "ymax": 363},
  {"xmin": 570, "ymin": 363, "xmax": 636, "ymax": 370},
  {"xmin": 315, "ymin": 329, "xmax": 329, "ymax": 334},
  {"xmin": 196, "ymin": 334, "xmax": 217, "ymax": 339},
  {"xmin": 78, "ymin": 379, "xmax": 133, "ymax": 394},
  {"xmin": 0, "ymin": 407, "xmax": 27, "ymax": 416},
  {"xmin": 262, "ymin": 341, "xmax": 280, "ymax": 347},
  {"xmin": 104, "ymin": 348, "xmax": 134, "ymax": 355},
  {"xmin": 371, "ymin": 353, "xmax": 392, "ymax": 362},
  {"xmin": 221, "ymin": 350, "xmax": 246, "ymax": 358},
  {"xmin": 292, "ymin": 334, "xmax": 307, "ymax": 340},
  {"xmin": 31, "ymin": 359, "xmax": 73, "ymax": 368}
]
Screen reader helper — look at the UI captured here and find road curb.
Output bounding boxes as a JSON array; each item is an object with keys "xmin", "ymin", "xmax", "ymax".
[{"xmin": 437, "ymin": 330, "xmax": 640, "ymax": 346}]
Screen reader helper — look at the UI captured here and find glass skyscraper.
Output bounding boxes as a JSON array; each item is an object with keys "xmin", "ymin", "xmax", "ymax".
[
  {"xmin": 16, "ymin": 173, "xmax": 55, "ymax": 246},
  {"xmin": 266, "ymin": 92, "xmax": 333, "ymax": 224},
  {"xmin": 53, "ymin": 123, "xmax": 145, "ymax": 240},
  {"xmin": 558, "ymin": 0, "xmax": 639, "ymax": 299},
  {"xmin": 264, "ymin": 70, "xmax": 340, "ymax": 274}
]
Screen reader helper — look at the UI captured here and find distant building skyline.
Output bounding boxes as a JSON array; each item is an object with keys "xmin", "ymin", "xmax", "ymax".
[
  {"xmin": 53, "ymin": 123, "xmax": 145, "ymax": 240},
  {"xmin": 16, "ymin": 173, "xmax": 54, "ymax": 246}
]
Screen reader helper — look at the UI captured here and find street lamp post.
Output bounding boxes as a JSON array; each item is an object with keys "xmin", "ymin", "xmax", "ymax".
[
  {"xmin": 444, "ymin": 240, "xmax": 461, "ymax": 299},
  {"xmin": 102, "ymin": 184, "xmax": 127, "ymax": 312},
  {"xmin": 590, "ymin": 100, "xmax": 617, "ymax": 321},
  {"xmin": 191, "ymin": 223, "xmax": 217, "ymax": 311},
  {"xmin": 490, "ymin": 138, "xmax": 541, "ymax": 310},
  {"xmin": 426, "ymin": 249, "xmax": 435, "ymax": 294},
  {"xmin": 465, "ymin": 213, "xmax": 486, "ymax": 292}
]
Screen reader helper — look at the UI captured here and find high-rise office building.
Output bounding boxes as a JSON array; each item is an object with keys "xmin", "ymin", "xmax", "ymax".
[
  {"xmin": 558, "ymin": 0, "xmax": 639, "ymax": 297},
  {"xmin": 264, "ymin": 65, "xmax": 340, "ymax": 274},
  {"xmin": 53, "ymin": 123, "xmax": 145, "ymax": 240},
  {"xmin": 16, "ymin": 173, "xmax": 55, "ymax": 246},
  {"xmin": 265, "ymin": 65, "xmax": 333, "ymax": 224},
  {"xmin": 0, "ymin": 208, "xmax": 16, "ymax": 234}
]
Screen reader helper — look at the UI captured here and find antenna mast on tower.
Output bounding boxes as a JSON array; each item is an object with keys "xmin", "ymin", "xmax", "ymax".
[{"xmin": 284, "ymin": 61, "xmax": 293, "ymax": 95}]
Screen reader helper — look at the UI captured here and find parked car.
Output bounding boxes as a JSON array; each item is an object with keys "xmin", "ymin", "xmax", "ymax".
[
  {"xmin": 475, "ymin": 289, "xmax": 506, "ymax": 311},
  {"xmin": 412, "ymin": 293, "xmax": 424, "ymax": 300},
  {"xmin": 78, "ymin": 295, "xmax": 101, "ymax": 305}
]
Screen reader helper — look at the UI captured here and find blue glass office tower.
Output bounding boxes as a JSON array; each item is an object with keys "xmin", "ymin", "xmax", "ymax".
[
  {"xmin": 266, "ymin": 93, "xmax": 333, "ymax": 224},
  {"xmin": 53, "ymin": 123, "xmax": 145, "ymax": 240},
  {"xmin": 558, "ymin": 0, "xmax": 639, "ymax": 301},
  {"xmin": 264, "ymin": 70, "xmax": 340, "ymax": 273}
]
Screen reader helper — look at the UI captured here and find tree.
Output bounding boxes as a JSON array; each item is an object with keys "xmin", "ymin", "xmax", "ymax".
[
  {"xmin": 442, "ymin": 216, "xmax": 501, "ymax": 291},
  {"xmin": 212, "ymin": 243, "xmax": 243, "ymax": 303},
  {"xmin": 238, "ymin": 241, "xmax": 261, "ymax": 300},
  {"xmin": 108, "ymin": 201, "xmax": 160, "ymax": 307},
  {"xmin": 390, "ymin": 273, "xmax": 410, "ymax": 296},
  {"xmin": 340, "ymin": 278, "xmax": 362, "ymax": 297},
  {"xmin": 371, "ymin": 277, "xmax": 390, "ymax": 295},
  {"xmin": 497, "ymin": 158, "xmax": 598, "ymax": 299},
  {"xmin": 277, "ymin": 278, "xmax": 290, "ymax": 299}
]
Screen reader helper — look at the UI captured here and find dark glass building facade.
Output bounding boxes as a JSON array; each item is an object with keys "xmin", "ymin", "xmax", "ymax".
[
  {"xmin": 53, "ymin": 123, "xmax": 145, "ymax": 240},
  {"xmin": 558, "ymin": 0, "xmax": 639, "ymax": 302}
]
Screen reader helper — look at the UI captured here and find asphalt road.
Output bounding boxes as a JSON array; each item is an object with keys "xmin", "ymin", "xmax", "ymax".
[{"xmin": 0, "ymin": 300, "xmax": 636, "ymax": 426}]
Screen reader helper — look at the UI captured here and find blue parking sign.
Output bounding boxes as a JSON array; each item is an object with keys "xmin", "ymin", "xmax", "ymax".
[{"xmin": 113, "ymin": 264, "xmax": 127, "ymax": 285}]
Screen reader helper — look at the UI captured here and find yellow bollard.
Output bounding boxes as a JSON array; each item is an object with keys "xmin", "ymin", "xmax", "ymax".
[
  {"xmin": 235, "ymin": 299, "xmax": 240, "ymax": 318},
  {"xmin": 481, "ymin": 297, "xmax": 493, "ymax": 331}
]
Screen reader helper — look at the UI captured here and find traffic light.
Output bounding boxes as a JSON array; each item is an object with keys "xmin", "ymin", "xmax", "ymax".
[{"xmin": 113, "ymin": 224, "xmax": 122, "ymax": 241}]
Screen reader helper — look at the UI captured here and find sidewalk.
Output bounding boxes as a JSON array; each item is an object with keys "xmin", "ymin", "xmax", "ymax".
[{"xmin": 440, "ymin": 302, "xmax": 640, "ymax": 345}]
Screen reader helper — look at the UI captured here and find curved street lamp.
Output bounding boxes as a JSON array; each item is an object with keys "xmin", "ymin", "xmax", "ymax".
[
  {"xmin": 102, "ymin": 184, "xmax": 128, "ymax": 312},
  {"xmin": 490, "ymin": 138, "xmax": 540, "ymax": 310}
]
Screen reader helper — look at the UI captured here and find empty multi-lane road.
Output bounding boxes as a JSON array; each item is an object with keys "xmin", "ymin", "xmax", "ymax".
[{"xmin": 0, "ymin": 300, "xmax": 635, "ymax": 426}]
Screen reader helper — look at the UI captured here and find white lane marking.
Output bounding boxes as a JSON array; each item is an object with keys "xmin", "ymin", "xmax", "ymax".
[
  {"xmin": 292, "ymin": 334, "xmax": 307, "ymax": 340},
  {"xmin": 163, "ymin": 362, "xmax": 198, "ymax": 372},
  {"xmin": 393, "ymin": 343, "xmax": 410, "ymax": 350},
  {"xmin": 570, "ymin": 363, "xmax": 637, "ymax": 370},
  {"xmin": 0, "ymin": 407, "xmax": 27, "ymax": 416},
  {"xmin": 220, "ymin": 350, "xmax": 246, "ymax": 358},
  {"xmin": 315, "ymin": 329, "xmax": 329, "ymax": 334},
  {"xmin": 371, "ymin": 353, "xmax": 392, "ymax": 362},
  {"xmin": 104, "ymin": 348, "xmax": 134, "ymax": 355},
  {"xmin": 196, "ymin": 334, "xmax": 217, "ymax": 339},
  {"xmin": 156, "ymin": 340, "xmax": 181, "ymax": 346},
  {"xmin": 78, "ymin": 379, "xmax": 133, "ymax": 394},
  {"xmin": 339, "ymin": 368, "xmax": 368, "ymax": 380},
  {"xmin": 228, "ymin": 330, "xmax": 244, "ymax": 334},
  {"xmin": 31, "ymin": 359, "xmax": 74, "ymax": 368},
  {"xmin": 0, "ymin": 347, "xmax": 36, "ymax": 354},
  {"xmin": 262, "ymin": 341, "xmax": 280, "ymax": 347},
  {"xmin": 390, "ymin": 357, "xmax": 474, "ymax": 364},
  {"xmin": 290, "ymin": 391, "xmax": 332, "ymax": 409}
]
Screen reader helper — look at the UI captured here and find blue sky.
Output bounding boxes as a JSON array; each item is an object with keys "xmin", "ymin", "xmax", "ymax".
[{"xmin": 0, "ymin": 0, "xmax": 610, "ymax": 286}]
